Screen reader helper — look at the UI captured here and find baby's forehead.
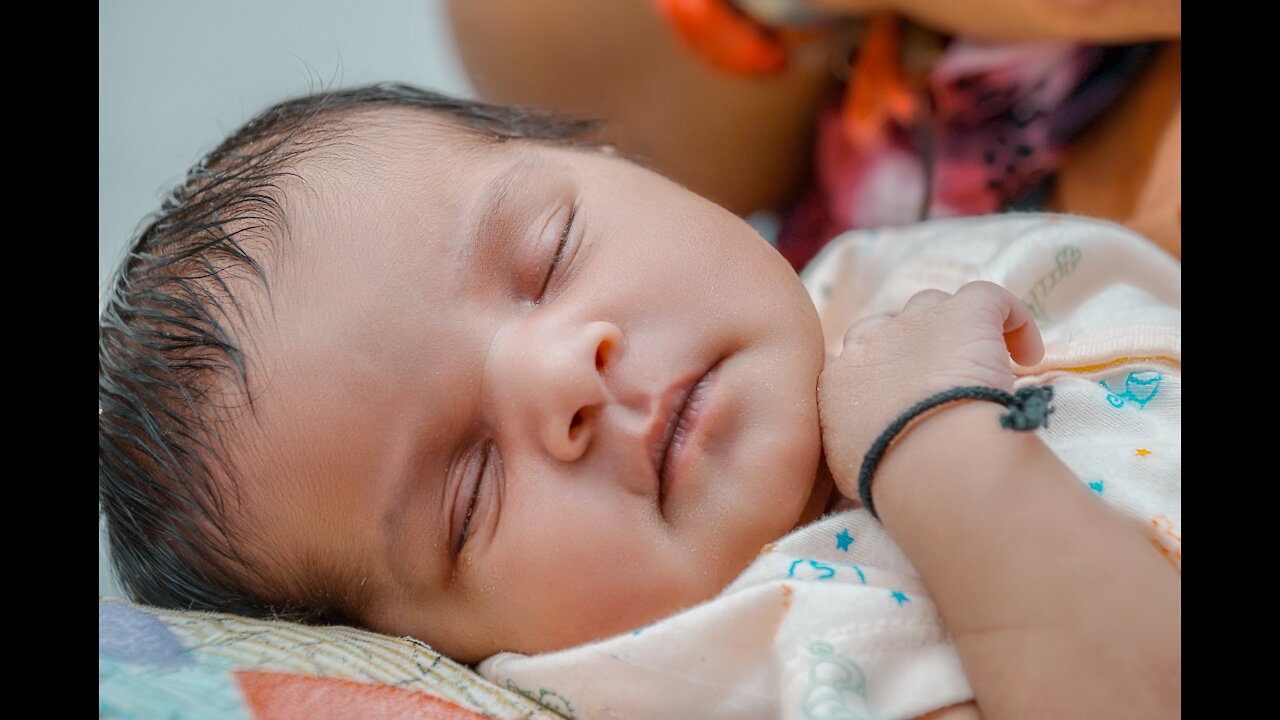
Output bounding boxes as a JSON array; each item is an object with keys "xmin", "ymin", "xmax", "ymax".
[
  {"xmin": 251, "ymin": 113, "xmax": 573, "ymax": 402},
  {"xmin": 292, "ymin": 109, "xmax": 552, "ymax": 229},
  {"xmin": 276, "ymin": 115, "xmax": 499, "ymax": 252},
  {"xmin": 334, "ymin": 106, "xmax": 527, "ymax": 173}
]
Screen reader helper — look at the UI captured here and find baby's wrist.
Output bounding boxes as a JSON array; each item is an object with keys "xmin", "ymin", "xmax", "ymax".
[{"xmin": 869, "ymin": 400, "xmax": 1045, "ymax": 519}]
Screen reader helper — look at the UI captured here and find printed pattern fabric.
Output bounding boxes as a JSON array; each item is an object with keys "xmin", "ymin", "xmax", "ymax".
[
  {"xmin": 99, "ymin": 598, "xmax": 562, "ymax": 720},
  {"xmin": 478, "ymin": 214, "xmax": 1180, "ymax": 720}
]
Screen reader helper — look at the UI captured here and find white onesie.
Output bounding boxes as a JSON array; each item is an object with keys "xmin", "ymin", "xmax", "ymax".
[{"xmin": 478, "ymin": 213, "xmax": 1182, "ymax": 720}]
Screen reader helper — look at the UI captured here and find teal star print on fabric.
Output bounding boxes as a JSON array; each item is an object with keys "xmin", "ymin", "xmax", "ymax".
[
  {"xmin": 835, "ymin": 528, "xmax": 853, "ymax": 552},
  {"xmin": 890, "ymin": 591, "xmax": 910, "ymax": 606},
  {"xmin": 1088, "ymin": 480, "xmax": 1104, "ymax": 494}
]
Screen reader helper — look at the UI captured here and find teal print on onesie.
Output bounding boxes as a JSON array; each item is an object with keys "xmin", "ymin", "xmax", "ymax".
[
  {"xmin": 801, "ymin": 640, "xmax": 875, "ymax": 720},
  {"xmin": 787, "ymin": 559, "xmax": 869, "ymax": 585},
  {"xmin": 1100, "ymin": 371, "xmax": 1162, "ymax": 409},
  {"xmin": 505, "ymin": 678, "xmax": 576, "ymax": 719}
]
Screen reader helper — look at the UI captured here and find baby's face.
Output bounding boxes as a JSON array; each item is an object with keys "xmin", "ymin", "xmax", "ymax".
[{"xmin": 237, "ymin": 110, "xmax": 827, "ymax": 663}]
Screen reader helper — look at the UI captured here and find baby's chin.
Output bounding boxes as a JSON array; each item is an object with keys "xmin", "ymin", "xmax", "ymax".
[
  {"xmin": 774, "ymin": 329, "xmax": 835, "ymax": 533},
  {"xmin": 794, "ymin": 451, "xmax": 837, "ymax": 529},
  {"xmin": 774, "ymin": 311, "xmax": 832, "ymax": 531}
]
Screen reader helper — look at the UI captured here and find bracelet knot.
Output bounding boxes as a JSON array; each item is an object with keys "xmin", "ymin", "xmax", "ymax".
[{"xmin": 1000, "ymin": 385, "xmax": 1055, "ymax": 431}]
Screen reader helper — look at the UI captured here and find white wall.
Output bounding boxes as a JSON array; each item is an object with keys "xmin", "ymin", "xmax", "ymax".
[{"xmin": 99, "ymin": 0, "xmax": 472, "ymax": 598}]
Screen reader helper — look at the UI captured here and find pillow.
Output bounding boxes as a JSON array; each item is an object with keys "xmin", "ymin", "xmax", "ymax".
[{"xmin": 99, "ymin": 596, "xmax": 564, "ymax": 719}]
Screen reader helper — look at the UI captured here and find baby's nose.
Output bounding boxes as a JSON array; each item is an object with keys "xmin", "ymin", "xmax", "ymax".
[{"xmin": 524, "ymin": 320, "xmax": 622, "ymax": 463}]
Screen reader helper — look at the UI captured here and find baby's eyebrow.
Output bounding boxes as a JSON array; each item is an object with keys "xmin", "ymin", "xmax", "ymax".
[{"xmin": 465, "ymin": 156, "xmax": 549, "ymax": 275}]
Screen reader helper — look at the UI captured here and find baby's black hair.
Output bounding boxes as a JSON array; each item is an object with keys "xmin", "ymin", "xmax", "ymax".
[{"xmin": 99, "ymin": 83, "xmax": 599, "ymax": 626}]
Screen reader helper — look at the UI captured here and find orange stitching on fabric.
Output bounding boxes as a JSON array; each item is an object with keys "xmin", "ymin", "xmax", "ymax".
[{"xmin": 1052, "ymin": 356, "xmax": 1181, "ymax": 374}]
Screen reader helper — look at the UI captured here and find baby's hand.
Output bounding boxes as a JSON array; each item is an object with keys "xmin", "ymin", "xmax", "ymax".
[{"xmin": 818, "ymin": 281, "xmax": 1044, "ymax": 500}]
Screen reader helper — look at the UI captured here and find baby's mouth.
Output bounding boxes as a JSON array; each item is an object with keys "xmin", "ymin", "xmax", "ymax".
[
  {"xmin": 651, "ymin": 381, "xmax": 696, "ymax": 496},
  {"xmin": 652, "ymin": 360, "xmax": 720, "ymax": 509}
]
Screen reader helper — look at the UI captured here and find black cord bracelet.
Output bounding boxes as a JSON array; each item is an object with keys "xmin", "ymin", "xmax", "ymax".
[{"xmin": 857, "ymin": 385, "xmax": 1055, "ymax": 520}]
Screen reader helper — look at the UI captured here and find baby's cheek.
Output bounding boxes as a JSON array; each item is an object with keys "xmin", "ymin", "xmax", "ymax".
[{"xmin": 480, "ymin": 521, "xmax": 702, "ymax": 654}]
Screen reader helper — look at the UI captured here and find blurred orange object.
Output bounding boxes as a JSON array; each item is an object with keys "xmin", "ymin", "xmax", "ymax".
[
  {"xmin": 841, "ymin": 13, "xmax": 921, "ymax": 149},
  {"xmin": 655, "ymin": 0, "xmax": 790, "ymax": 75}
]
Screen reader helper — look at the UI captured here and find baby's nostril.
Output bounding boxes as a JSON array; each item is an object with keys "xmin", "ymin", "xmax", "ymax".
[
  {"xmin": 595, "ymin": 342, "xmax": 608, "ymax": 372},
  {"xmin": 568, "ymin": 407, "xmax": 595, "ymax": 444}
]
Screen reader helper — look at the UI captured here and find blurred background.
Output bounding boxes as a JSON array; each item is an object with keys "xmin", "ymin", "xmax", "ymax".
[{"xmin": 99, "ymin": 0, "xmax": 471, "ymax": 598}]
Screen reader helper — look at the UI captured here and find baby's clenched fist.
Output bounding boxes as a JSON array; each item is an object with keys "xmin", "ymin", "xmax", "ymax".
[{"xmin": 818, "ymin": 281, "xmax": 1045, "ymax": 500}]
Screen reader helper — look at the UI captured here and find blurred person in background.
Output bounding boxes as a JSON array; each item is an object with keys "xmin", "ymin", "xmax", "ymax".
[{"xmin": 447, "ymin": 0, "xmax": 1180, "ymax": 266}]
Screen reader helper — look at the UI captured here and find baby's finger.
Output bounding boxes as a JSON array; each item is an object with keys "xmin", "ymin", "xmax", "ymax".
[
  {"xmin": 1004, "ymin": 305, "xmax": 1044, "ymax": 367},
  {"xmin": 841, "ymin": 314, "xmax": 891, "ymax": 351},
  {"xmin": 902, "ymin": 289, "xmax": 951, "ymax": 313},
  {"xmin": 956, "ymin": 281, "xmax": 1045, "ymax": 367}
]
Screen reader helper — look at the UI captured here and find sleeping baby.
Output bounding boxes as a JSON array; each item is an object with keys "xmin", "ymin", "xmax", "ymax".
[{"xmin": 99, "ymin": 84, "xmax": 1180, "ymax": 719}]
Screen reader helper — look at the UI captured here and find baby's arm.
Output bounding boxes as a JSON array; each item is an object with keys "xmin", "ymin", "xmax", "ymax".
[
  {"xmin": 819, "ymin": 282, "xmax": 1180, "ymax": 719},
  {"xmin": 876, "ymin": 402, "xmax": 1179, "ymax": 719}
]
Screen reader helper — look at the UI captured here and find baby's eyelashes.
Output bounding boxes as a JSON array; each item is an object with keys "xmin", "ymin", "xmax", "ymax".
[
  {"xmin": 535, "ymin": 201, "xmax": 579, "ymax": 304},
  {"xmin": 450, "ymin": 443, "xmax": 489, "ymax": 555}
]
